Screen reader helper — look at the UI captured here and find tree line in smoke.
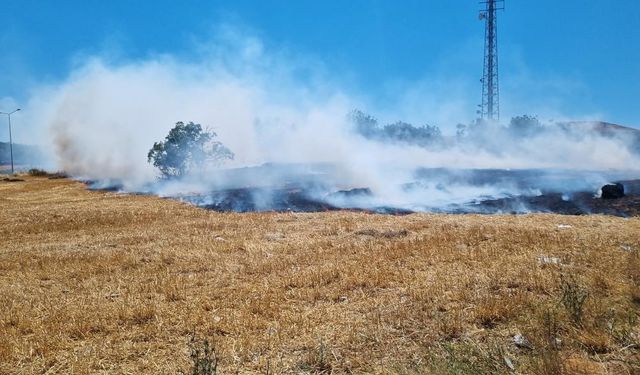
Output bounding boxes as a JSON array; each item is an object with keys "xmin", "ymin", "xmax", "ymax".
[
  {"xmin": 348, "ymin": 109, "xmax": 443, "ymax": 147},
  {"xmin": 147, "ymin": 112, "xmax": 640, "ymax": 179},
  {"xmin": 350, "ymin": 109, "xmax": 640, "ymax": 152}
]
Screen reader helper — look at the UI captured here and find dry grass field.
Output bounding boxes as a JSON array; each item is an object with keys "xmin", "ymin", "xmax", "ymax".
[{"xmin": 1, "ymin": 176, "xmax": 639, "ymax": 374}]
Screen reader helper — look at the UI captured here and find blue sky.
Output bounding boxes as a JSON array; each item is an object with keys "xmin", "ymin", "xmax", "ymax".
[{"xmin": 1, "ymin": 0, "xmax": 639, "ymax": 127}]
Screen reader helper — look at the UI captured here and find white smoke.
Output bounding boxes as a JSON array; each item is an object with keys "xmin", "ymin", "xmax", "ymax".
[{"xmin": 13, "ymin": 31, "xmax": 640, "ymax": 210}]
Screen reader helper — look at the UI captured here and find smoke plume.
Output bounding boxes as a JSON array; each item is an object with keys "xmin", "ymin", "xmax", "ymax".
[{"xmin": 15, "ymin": 31, "xmax": 640, "ymax": 212}]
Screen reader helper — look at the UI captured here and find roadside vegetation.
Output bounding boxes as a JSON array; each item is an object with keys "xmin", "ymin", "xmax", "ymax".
[{"xmin": 1, "ymin": 176, "xmax": 639, "ymax": 374}]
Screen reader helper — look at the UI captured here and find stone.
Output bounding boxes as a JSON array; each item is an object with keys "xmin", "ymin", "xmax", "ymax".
[
  {"xmin": 537, "ymin": 256, "xmax": 561, "ymax": 265},
  {"xmin": 513, "ymin": 333, "xmax": 532, "ymax": 349}
]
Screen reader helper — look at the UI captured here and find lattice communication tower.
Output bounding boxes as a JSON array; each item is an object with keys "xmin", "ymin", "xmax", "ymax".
[{"xmin": 479, "ymin": 0, "xmax": 504, "ymax": 122}]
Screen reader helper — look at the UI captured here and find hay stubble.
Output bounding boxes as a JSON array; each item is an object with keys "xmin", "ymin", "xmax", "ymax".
[{"xmin": 1, "ymin": 177, "xmax": 639, "ymax": 374}]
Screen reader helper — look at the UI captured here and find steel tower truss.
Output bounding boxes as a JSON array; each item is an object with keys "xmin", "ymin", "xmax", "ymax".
[{"xmin": 479, "ymin": 0, "xmax": 504, "ymax": 122}]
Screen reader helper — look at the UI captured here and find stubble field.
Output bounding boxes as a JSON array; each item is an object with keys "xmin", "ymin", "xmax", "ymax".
[{"xmin": 1, "ymin": 176, "xmax": 639, "ymax": 374}]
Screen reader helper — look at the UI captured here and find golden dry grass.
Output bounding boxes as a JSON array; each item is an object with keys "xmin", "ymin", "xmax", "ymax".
[{"xmin": 1, "ymin": 176, "xmax": 639, "ymax": 374}]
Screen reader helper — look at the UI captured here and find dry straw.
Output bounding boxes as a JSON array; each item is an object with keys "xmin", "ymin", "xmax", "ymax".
[{"xmin": 1, "ymin": 176, "xmax": 639, "ymax": 374}]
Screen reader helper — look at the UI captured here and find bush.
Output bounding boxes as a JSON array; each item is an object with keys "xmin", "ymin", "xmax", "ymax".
[
  {"xmin": 28, "ymin": 168, "xmax": 49, "ymax": 177},
  {"xmin": 560, "ymin": 274, "xmax": 589, "ymax": 326},
  {"xmin": 182, "ymin": 335, "xmax": 218, "ymax": 375}
]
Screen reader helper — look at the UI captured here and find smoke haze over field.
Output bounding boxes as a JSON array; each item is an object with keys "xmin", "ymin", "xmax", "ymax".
[{"xmin": 10, "ymin": 31, "xmax": 640, "ymax": 211}]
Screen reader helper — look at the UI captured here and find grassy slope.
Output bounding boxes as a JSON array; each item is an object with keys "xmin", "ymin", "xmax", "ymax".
[{"xmin": 0, "ymin": 177, "xmax": 639, "ymax": 374}]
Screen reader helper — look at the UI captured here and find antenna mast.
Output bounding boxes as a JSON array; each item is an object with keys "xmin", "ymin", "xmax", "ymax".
[{"xmin": 479, "ymin": 0, "xmax": 504, "ymax": 122}]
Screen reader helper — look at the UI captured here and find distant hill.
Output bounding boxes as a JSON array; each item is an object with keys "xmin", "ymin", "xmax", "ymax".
[
  {"xmin": 557, "ymin": 121, "xmax": 640, "ymax": 138},
  {"xmin": 0, "ymin": 142, "xmax": 45, "ymax": 166},
  {"xmin": 556, "ymin": 121, "xmax": 640, "ymax": 152}
]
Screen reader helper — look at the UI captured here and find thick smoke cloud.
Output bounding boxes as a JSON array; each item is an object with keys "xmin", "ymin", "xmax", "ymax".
[{"xmin": 15, "ymin": 31, "xmax": 640, "ymax": 211}]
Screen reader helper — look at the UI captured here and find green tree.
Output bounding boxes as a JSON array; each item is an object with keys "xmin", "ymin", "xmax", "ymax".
[
  {"xmin": 148, "ymin": 121, "xmax": 233, "ymax": 179},
  {"xmin": 509, "ymin": 115, "xmax": 543, "ymax": 137},
  {"xmin": 348, "ymin": 109, "xmax": 442, "ymax": 147},
  {"xmin": 348, "ymin": 109, "xmax": 379, "ymax": 138}
]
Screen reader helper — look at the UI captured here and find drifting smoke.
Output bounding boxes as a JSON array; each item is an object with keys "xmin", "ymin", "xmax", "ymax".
[{"xmin": 16, "ymin": 31, "xmax": 640, "ymax": 212}]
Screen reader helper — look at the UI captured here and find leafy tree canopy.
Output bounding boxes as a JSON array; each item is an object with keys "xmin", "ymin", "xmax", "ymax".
[
  {"xmin": 509, "ymin": 115, "xmax": 544, "ymax": 136},
  {"xmin": 147, "ymin": 121, "xmax": 233, "ymax": 179},
  {"xmin": 348, "ymin": 109, "xmax": 443, "ymax": 147}
]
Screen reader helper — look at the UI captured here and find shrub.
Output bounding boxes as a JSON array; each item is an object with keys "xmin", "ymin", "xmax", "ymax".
[
  {"xmin": 182, "ymin": 335, "xmax": 218, "ymax": 375},
  {"xmin": 560, "ymin": 274, "xmax": 589, "ymax": 326},
  {"xmin": 298, "ymin": 339, "xmax": 333, "ymax": 374},
  {"xmin": 28, "ymin": 168, "xmax": 49, "ymax": 176},
  {"xmin": 533, "ymin": 309, "xmax": 564, "ymax": 375}
]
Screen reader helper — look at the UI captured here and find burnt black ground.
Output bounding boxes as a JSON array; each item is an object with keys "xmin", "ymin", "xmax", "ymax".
[
  {"xmin": 459, "ymin": 190, "xmax": 640, "ymax": 216},
  {"xmin": 86, "ymin": 167, "xmax": 640, "ymax": 216},
  {"xmin": 175, "ymin": 181, "xmax": 640, "ymax": 216}
]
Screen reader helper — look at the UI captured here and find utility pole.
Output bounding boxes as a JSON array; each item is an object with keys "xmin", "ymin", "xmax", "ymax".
[
  {"xmin": 1, "ymin": 109, "xmax": 21, "ymax": 174},
  {"xmin": 479, "ymin": 0, "xmax": 504, "ymax": 123}
]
